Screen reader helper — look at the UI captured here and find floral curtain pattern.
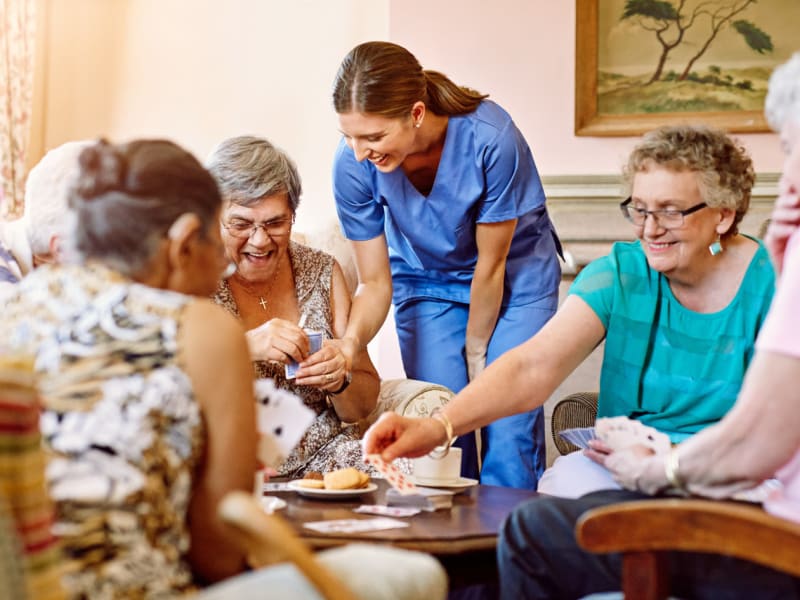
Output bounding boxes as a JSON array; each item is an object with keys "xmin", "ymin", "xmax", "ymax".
[{"xmin": 0, "ymin": 0, "xmax": 36, "ymax": 218}]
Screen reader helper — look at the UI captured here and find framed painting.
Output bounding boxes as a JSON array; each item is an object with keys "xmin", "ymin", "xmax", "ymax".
[{"xmin": 575, "ymin": 0, "xmax": 799, "ymax": 136}]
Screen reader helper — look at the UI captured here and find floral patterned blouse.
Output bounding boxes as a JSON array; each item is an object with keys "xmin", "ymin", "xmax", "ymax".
[
  {"xmin": 0, "ymin": 263, "xmax": 203, "ymax": 598},
  {"xmin": 213, "ymin": 241, "xmax": 364, "ymax": 478}
]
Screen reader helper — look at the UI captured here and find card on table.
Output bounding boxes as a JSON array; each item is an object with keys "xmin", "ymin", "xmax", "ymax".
[
  {"xmin": 558, "ymin": 426, "xmax": 597, "ymax": 450},
  {"xmin": 354, "ymin": 505, "xmax": 421, "ymax": 517},
  {"xmin": 285, "ymin": 330, "xmax": 323, "ymax": 379},
  {"xmin": 255, "ymin": 378, "xmax": 315, "ymax": 468},
  {"xmin": 263, "ymin": 481, "xmax": 292, "ymax": 492},
  {"xmin": 303, "ymin": 517, "xmax": 410, "ymax": 534},
  {"xmin": 364, "ymin": 453, "xmax": 418, "ymax": 495}
]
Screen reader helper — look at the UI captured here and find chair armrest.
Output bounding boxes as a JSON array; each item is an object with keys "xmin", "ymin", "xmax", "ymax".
[
  {"xmin": 550, "ymin": 391, "xmax": 598, "ymax": 455},
  {"xmin": 576, "ymin": 498, "xmax": 800, "ymax": 578},
  {"xmin": 219, "ymin": 492, "xmax": 354, "ymax": 600},
  {"xmin": 357, "ymin": 379, "xmax": 454, "ymax": 433}
]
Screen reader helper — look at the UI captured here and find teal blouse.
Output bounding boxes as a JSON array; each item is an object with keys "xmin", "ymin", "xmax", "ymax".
[{"xmin": 569, "ymin": 238, "xmax": 775, "ymax": 442}]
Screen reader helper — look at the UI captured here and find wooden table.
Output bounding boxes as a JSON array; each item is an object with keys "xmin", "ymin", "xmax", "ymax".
[{"xmin": 267, "ymin": 479, "xmax": 539, "ymax": 591}]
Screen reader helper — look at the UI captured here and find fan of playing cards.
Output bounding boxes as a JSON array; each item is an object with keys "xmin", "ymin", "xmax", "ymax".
[
  {"xmin": 255, "ymin": 378, "xmax": 315, "ymax": 468},
  {"xmin": 594, "ymin": 416, "xmax": 672, "ymax": 454}
]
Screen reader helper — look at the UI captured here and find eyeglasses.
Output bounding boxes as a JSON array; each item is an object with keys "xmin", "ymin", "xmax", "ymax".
[
  {"xmin": 619, "ymin": 198, "xmax": 708, "ymax": 229},
  {"xmin": 221, "ymin": 216, "xmax": 295, "ymax": 239}
]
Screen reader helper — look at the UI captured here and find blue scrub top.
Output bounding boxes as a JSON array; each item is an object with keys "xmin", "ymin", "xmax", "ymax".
[{"xmin": 333, "ymin": 100, "xmax": 561, "ymax": 307}]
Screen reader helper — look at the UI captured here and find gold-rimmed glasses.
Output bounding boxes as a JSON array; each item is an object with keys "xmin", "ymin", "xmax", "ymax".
[{"xmin": 221, "ymin": 216, "xmax": 295, "ymax": 239}]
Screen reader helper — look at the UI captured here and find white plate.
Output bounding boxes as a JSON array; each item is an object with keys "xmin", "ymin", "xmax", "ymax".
[
  {"xmin": 409, "ymin": 476, "xmax": 479, "ymax": 491},
  {"xmin": 261, "ymin": 496, "xmax": 288, "ymax": 513},
  {"xmin": 288, "ymin": 480, "xmax": 378, "ymax": 499}
]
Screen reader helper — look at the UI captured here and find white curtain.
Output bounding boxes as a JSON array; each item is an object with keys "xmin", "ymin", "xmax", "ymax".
[{"xmin": 0, "ymin": 0, "xmax": 36, "ymax": 218}]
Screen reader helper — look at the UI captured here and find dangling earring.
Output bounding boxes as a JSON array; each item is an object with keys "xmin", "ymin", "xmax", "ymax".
[{"xmin": 708, "ymin": 234, "xmax": 723, "ymax": 256}]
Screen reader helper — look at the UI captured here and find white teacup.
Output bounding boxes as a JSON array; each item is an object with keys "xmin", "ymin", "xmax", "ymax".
[{"xmin": 412, "ymin": 447, "xmax": 462, "ymax": 485}]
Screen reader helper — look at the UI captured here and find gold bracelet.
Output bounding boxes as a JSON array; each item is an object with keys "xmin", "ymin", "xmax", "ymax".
[
  {"xmin": 428, "ymin": 407, "xmax": 454, "ymax": 459},
  {"xmin": 664, "ymin": 447, "xmax": 684, "ymax": 490}
]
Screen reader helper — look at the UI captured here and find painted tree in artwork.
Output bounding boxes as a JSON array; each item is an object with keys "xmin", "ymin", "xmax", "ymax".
[{"xmin": 622, "ymin": 0, "xmax": 774, "ymax": 84}]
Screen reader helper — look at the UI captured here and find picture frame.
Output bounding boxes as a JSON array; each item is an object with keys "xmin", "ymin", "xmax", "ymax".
[{"xmin": 575, "ymin": 0, "xmax": 795, "ymax": 137}]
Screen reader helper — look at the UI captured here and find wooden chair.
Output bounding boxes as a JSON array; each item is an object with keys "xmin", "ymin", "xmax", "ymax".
[
  {"xmin": 575, "ymin": 498, "xmax": 800, "ymax": 600},
  {"xmin": 550, "ymin": 391, "xmax": 598, "ymax": 455},
  {"xmin": 218, "ymin": 491, "xmax": 353, "ymax": 600}
]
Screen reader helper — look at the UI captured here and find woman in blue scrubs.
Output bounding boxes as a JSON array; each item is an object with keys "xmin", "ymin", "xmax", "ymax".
[{"xmin": 331, "ymin": 41, "xmax": 561, "ymax": 489}]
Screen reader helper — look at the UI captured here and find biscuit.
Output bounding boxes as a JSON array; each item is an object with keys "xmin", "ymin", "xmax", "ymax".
[
  {"xmin": 323, "ymin": 467, "xmax": 364, "ymax": 490},
  {"xmin": 305, "ymin": 471, "xmax": 324, "ymax": 480},
  {"xmin": 295, "ymin": 479, "xmax": 325, "ymax": 489}
]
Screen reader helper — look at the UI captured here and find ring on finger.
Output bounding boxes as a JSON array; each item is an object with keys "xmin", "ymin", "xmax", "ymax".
[{"xmin": 324, "ymin": 373, "xmax": 333, "ymax": 382}]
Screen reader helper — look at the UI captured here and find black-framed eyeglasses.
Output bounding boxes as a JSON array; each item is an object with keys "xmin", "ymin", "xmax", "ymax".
[
  {"xmin": 619, "ymin": 198, "xmax": 708, "ymax": 229},
  {"xmin": 221, "ymin": 216, "xmax": 295, "ymax": 239}
]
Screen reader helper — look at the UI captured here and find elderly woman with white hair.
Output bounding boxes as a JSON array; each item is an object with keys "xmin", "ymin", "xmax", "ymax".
[
  {"xmin": 491, "ymin": 53, "xmax": 800, "ymax": 600},
  {"xmin": 0, "ymin": 140, "xmax": 91, "ymax": 288}
]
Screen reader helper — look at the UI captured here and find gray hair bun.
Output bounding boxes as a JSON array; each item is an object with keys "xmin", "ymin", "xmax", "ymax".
[{"xmin": 75, "ymin": 139, "xmax": 126, "ymax": 201}]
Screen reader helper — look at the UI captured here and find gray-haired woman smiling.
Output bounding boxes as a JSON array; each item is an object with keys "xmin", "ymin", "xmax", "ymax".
[{"xmin": 207, "ymin": 135, "xmax": 380, "ymax": 479}]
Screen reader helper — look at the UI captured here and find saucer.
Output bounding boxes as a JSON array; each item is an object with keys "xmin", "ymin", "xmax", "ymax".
[{"xmin": 410, "ymin": 475, "xmax": 479, "ymax": 492}]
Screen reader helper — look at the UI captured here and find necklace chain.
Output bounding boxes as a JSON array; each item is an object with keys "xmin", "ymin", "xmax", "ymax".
[{"xmin": 230, "ymin": 263, "xmax": 282, "ymax": 312}]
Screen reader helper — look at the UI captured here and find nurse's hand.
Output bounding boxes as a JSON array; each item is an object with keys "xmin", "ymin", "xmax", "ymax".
[
  {"xmin": 362, "ymin": 413, "xmax": 448, "ymax": 462},
  {"xmin": 465, "ymin": 337, "xmax": 487, "ymax": 381}
]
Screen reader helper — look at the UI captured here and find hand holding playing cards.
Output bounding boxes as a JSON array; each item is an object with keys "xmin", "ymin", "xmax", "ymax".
[
  {"xmin": 362, "ymin": 412, "xmax": 449, "ymax": 462},
  {"xmin": 294, "ymin": 339, "xmax": 349, "ymax": 392},
  {"xmin": 585, "ymin": 417, "xmax": 673, "ymax": 495},
  {"xmin": 245, "ymin": 318, "xmax": 309, "ymax": 364}
]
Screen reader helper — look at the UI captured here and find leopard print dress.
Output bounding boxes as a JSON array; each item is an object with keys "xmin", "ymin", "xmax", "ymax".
[
  {"xmin": 0, "ymin": 263, "xmax": 203, "ymax": 598},
  {"xmin": 213, "ymin": 241, "xmax": 365, "ymax": 478}
]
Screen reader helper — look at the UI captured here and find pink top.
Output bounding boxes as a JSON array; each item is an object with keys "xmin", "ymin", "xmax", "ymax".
[{"xmin": 756, "ymin": 230, "xmax": 800, "ymax": 523}]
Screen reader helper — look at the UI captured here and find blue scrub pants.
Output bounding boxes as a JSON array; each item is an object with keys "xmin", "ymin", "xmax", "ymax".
[
  {"xmin": 394, "ymin": 293, "xmax": 557, "ymax": 489},
  {"xmin": 498, "ymin": 490, "xmax": 800, "ymax": 599}
]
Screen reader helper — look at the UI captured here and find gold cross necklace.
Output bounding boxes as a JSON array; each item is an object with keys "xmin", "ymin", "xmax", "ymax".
[{"xmin": 230, "ymin": 263, "xmax": 282, "ymax": 312}]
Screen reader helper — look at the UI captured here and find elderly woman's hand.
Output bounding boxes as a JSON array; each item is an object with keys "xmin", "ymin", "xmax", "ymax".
[
  {"xmin": 764, "ymin": 181, "xmax": 800, "ymax": 275},
  {"xmin": 590, "ymin": 442, "xmax": 670, "ymax": 495},
  {"xmin": 295, "ymin": 339, "xmax": 349, "ymax": 392},
  {"xmin": 362, "ymin": 412, "xmax": 449, "ymax": 462},
  {"xmin": 244, "ymin": 318, "xmax": 309, "ymax": 364}
]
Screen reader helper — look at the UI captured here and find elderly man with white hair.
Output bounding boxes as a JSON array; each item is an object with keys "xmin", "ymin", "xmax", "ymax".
[{"xmin": 0, "ymin": 140, "xmax": 91, "ymax": 289}]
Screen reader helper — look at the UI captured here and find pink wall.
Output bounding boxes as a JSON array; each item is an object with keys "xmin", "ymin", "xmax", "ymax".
[{"xmin": 389, "ymin": 0, "xmax": 784, "ymax": 175}]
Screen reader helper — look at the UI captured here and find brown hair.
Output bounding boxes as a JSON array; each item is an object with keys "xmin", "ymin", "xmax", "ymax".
[
  {"xmin": 622, "ymin": 125, "xmax": 755, "ymax": 237},
  {"xmin": 68, "ymin": 139, "xmax": 222, "ymax": 275},
  {"xmin": 332, "ymin": 41, "xmax": 488, "ymax": 119}
]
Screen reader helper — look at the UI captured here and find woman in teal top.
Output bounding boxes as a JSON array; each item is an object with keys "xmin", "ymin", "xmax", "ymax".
[
  {"xmin": 360, "ymin": 125, "xmax": 776, "ymax": 500},
  {"xmin": 571, "ymin": 236, "xmax": 774, "ymax": 443}
]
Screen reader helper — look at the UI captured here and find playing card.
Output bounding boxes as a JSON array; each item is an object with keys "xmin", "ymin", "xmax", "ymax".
[
  {"xmin": 353, "ymin": 505, "xmax": 421, "ymax": 517},
  {"xmin": 558, "ymin": 426, "xmax": 597, "ymax": 450},
  {"xmin": 255, "ymin": 378, "xmax": 315, "ymax": 468},
  {"xmin": 263, "ymin": 481, "xmax": 292, "ymax": 492},
  {"xmin": 595, "ymin": 416, "xmax": 671, "ymax": 454},
  {"xmin": 303, "ymin": 517, "xmax": 409, "ymax": 534},
  {"xmin": 285, "ymin": 330, "xmax": 323, "ymax": 379},
  {"xmin": 364, "ymin": 454, "xmax": 418, "ymax": 495}
]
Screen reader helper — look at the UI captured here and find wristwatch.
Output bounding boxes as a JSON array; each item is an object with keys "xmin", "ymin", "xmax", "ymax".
[{"xmin": 331, "ymin": 371, "xmax": 352, "ymax": 395}]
